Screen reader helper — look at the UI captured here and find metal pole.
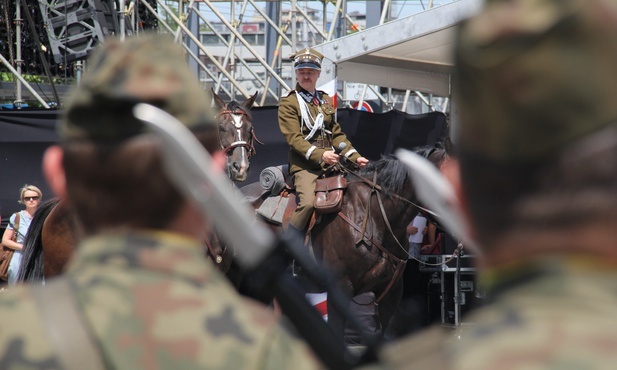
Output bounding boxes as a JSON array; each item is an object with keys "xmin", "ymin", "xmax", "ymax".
[
  {"xmin": 415, "ymin": 91, "xmax": 435, "ymax": 112},
  {"xmin": 130, "ymin": 0, "xmax": 136, "ymax": 34},
  {"xmin": 291, "ymin": 0, "xmax": 297, "ymax": 87},
  {"xmin": 20, "ymin": 0, "xmax": 60, "ymax": 105},
  {"xmin": 379, "ymin": 0, "xmax": 392, "ymax": 25},
  {"xmin": 454, "ymin": 248, "xmax": 462, "ymax": 327},
  {"xmin": 0, "ymin": 53, "xmax": 49, "ymax": 108},
  {"xmin": 277, "ymin": 2, "xmax": 284, "ymax": 98},
  {"xmin": 401, "ymin": 90, "xmax": 411, "ymax": 113},
  {"xmin": 15, "ymin": 0, "xmax": 22, "ymax": 108},
  {"xmin": 75, "ymin": 61, "xmax": 83, "ymax": 83},
  {"xmin": 356, "ymin": 84, "xmax": 368, "ymax": 110},
  {"xmin": 322, "ymin": 0, "xmax": 327, "ymax": 36},
  {"xmin": 119, "ymin": 0, "xmax": 126, "ymax": 40},
  {"xmin": 441, "ymin": 97, "xmax": 450, "ymax": 113},
  {"xmin": 230, "ymin": 0, "xmax": 235, "ymax": 99},
  {"xmin": 326, "ymin": 0, "xmax": 343, "ymax": 42}
]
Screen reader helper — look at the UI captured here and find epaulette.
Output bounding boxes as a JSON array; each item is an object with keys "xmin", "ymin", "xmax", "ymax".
[{"xmin": 282, "ymin": 89, "xmax": 296, "ymax": 98}]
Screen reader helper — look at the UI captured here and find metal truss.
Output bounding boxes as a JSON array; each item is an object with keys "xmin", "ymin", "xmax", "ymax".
[{"xmin": 1, "ymin": 0, "xmax": 460, "ymax": 111}]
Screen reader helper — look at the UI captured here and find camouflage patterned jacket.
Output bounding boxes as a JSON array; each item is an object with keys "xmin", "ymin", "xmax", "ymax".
[
  {"xmin": 0, "ymin": 231, "xmax": 323, "ymax": 370},
  {"xmin": 378, "ymin": 256, "xmax": 617, "ymax": 369},
  {"xmin": 279, "ymin": 84, "xmax": 361, "ymax": 174}
]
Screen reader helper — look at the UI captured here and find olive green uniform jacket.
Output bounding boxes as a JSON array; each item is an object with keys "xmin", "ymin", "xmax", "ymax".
[
  {"xmin": 378, "ymin": 255, "xmax": 617, "ymax": 369},
  {"xmin": 0, "ymin": 231, "xmax": 323, "ymax": 370},
  {"xmin": 279, "ymin": 84, "xmax": 361, "ymax": 175}
]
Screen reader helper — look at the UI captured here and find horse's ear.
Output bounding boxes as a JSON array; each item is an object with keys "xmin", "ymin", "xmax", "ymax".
[
  {"xmin": 243, "ymin": 91, "xmax": 259, "ymax": 110},
  {"xmin": 210, "ymin": 87, "xmax": 227, "ymax": 110}
]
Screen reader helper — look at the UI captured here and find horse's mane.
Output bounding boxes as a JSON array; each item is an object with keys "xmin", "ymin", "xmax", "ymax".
[
  {"xmin": 225, "ymin": 101, "xmax": 253, "ymax": 121},
  {"xmin": 414, "ymin": 139, "xmax": 451, "ymax": 168},
  {"xmin": 356, "ymin": 155, "xmax": 410, "ymax": 195},
  {"xmin": 17, "ymin": 197, "xmax": 61, "ymax": 283}
]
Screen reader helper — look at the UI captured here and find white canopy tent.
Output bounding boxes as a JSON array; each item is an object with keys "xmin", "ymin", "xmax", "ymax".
[{"xmin": 313, "ymin": 0, "xmax": 482, "ymax": 98}]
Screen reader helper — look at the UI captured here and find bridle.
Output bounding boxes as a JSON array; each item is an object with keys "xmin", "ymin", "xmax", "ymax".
[{"xmin": 217, "ymin": 108, "xmax": 262, "ymax": 158}]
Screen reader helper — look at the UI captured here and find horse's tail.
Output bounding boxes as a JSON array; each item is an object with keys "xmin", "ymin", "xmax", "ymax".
[{"xmin": 16, "ymin": 198, "xmax": 61, "ymax": 283}]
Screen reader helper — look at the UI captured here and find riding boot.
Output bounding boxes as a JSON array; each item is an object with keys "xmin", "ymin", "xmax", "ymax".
[{"xmin": 284, "ymin": 225, "xmax": 308, "ymax": 278}]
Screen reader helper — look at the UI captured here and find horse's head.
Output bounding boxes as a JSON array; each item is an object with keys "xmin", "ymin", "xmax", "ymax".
[{"xmin": 212, "ymin": 89, "xmax": 260, "ymax": 182}]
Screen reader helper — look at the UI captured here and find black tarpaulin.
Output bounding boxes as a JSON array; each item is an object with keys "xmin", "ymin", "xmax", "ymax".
[{"xmin": 0, "ymin": 108, "xmax": 448, "ymax": 229}]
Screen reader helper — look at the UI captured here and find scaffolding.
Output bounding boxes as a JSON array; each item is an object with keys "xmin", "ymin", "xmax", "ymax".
[{"xmin": 0, "ymin": 0, "xmax": 461, "ymax": 112}]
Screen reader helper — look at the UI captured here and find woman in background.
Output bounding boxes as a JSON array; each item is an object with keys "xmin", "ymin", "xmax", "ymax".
[{"xmin": 1, "ymin": 184, "xmax": 42, "ymax": 286}]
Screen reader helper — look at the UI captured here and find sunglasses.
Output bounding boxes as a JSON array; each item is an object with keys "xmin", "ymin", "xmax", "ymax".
[{"xmin": 24, "ymin": 196, "xmax": 40, "ymax": 201}]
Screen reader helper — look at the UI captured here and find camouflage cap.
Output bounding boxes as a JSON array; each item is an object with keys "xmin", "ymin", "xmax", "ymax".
[
  {"xmin": 60, "ymin": 33, "xmax": 216, "ymax": 140},
  {"xmin": 454, "ymin": 0, "xmax": 617, "ymax": 163}
]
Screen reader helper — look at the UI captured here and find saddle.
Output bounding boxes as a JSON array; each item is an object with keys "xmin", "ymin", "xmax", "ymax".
[
  {"xmin": 242, "ymin": 165, "xmax": 347, "ymax": 228},
  {"xmin": 241, "ymin": 166, "xmax": 296, "ymax": 227}
]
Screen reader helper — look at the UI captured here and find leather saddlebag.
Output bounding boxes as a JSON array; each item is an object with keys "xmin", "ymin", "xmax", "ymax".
[{"xmin": 314, "ymin": 175, "xmax": 347, "ymax": 214}]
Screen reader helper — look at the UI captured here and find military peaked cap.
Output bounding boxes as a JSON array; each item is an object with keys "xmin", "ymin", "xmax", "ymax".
[{"xmin": 292, "ymin": 47, "xmax": 323, "ymax": 70}]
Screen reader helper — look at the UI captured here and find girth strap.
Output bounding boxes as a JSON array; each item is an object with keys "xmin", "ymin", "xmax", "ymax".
[{"xmin": 337, "ymin": 211, "xmax": 406, "ymax": 304}]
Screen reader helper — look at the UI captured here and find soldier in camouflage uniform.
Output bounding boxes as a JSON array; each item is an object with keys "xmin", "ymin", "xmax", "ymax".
[
  {"xmin": 377, "ymin": 0, "xmax": 617, "ymax": 368},
  {"xmin": 0, "ymin": 34, "xmax": 323, "ymax": 370},
  {"xmin": 279, "ymin": 48, "xmax": 368, "ymax": 233}
]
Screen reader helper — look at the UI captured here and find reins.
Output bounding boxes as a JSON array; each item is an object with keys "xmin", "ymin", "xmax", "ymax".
[
  {"xmin": 340, "ymin": 162, "xmax": 433, "ymax": 216},
  {"xmin": 351, "ymin": 168, "xmax": 465, "ymax": 266},
  {"xmin": 333, "ymin": 160, "xmax": 466, "ymax": 300}
]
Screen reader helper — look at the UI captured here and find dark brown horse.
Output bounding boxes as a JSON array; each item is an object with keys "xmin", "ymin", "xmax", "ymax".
[
  {"xmin": 17, "ymin": 198, "xmax": 78, "ymax": 282},
  {"xmin": 243, "ymin": 156, "xmax": 420, "ymax": 340},
  {"xmin": 18, "ymin": 91, "xmax": 261, "ymax": 283},
  {"xmin": 204, "ymin": 89, "xmax": 261, "ymax": 274},
  {"xmin": 211, "ymin": 88, "xmax": 261, "ymax": 183}
]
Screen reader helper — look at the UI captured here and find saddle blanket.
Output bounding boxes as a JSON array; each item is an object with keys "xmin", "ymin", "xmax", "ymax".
[{"xmin": 255, "ymin": 195, "xmax": 289, "ymax": 225}]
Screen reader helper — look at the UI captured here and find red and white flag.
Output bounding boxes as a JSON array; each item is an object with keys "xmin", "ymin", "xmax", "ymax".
[
  {"xmin": 305, "ymin": 292, "xmax": 328, "ymax": 321},
  {"xmin": 318, "ymin": 79, "xmax": 337, "ymax": 109}
]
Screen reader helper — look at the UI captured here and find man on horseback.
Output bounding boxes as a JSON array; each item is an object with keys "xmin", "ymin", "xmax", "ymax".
[
  {"xmin": 279, "ymin": 47, "xmax": 369, "ymax": 236},
  {"xmin": 0, "ymin": 34, "xmax": 323, "ymax": 370}
]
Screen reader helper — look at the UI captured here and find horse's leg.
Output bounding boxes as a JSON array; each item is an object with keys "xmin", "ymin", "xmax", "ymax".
[
  {"xmin": 326, "ymin": 279, "xmax": 353, "ymax": 345},
  {"xmin": 378, "ymin": 276, "xmax": 405, "ymax": 341}
]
